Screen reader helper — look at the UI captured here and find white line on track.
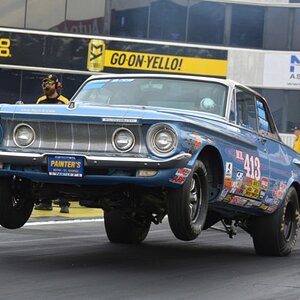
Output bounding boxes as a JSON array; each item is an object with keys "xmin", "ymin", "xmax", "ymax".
[{"xmin": 24, "ymin": 218, "xmax": 104, "ymax": 226}]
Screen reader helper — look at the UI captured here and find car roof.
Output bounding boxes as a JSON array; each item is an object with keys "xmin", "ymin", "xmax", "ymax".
[{"xmin": 87, "ymin": 73, "xmax": 263, "ymax": 98}]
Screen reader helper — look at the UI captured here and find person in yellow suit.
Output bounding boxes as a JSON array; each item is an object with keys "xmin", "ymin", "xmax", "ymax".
[
  {"xmin": 36, "ymin": 74, "xmax": 69, "ymax": 105},
  {"xmin": 35, "ymin": 74, "xmax": 70, "ymax": 213},
  {"xmin": 293, "ymin": 126, "xmax": 300, "ymax": 154}
]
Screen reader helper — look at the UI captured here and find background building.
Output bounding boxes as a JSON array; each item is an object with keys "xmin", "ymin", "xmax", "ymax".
[{"xmin": 1, "ymin": 0, "xmax": 300, "ymax": 136}]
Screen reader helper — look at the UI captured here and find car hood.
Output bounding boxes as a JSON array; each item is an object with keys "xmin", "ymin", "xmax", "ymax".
[{"xmin": 0, "ymin": 103, "xmax": 224, "ymax": 126}]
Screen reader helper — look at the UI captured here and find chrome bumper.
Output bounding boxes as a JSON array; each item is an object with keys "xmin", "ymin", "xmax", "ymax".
[{"xmin": 0, "ymin": 151, "xmax": 192, "ymax": 169}]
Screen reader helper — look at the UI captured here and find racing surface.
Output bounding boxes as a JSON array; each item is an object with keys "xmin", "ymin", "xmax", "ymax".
[{"xmin": 0, "ymin": 217, "xmax": 299, "ymax": 300}]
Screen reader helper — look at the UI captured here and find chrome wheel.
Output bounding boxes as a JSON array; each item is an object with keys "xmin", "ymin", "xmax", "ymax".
[
  {"xmin": 251, "ymin": 186, "xmax": 300, "ymax": 256},
  {"xmin": 167, "ymin": 160, "xmax": 208, "ymax": 241},
  {"xmin": 283, "ymin": 202, "xmax": 294, "ymax": 241},
  {"xmin": 189, "ymin": 173, "xmax": 202, "ymax": 222}
]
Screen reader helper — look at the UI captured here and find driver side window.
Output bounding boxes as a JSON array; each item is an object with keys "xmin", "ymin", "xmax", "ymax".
[
  {"xmin": 236, "ymin": 89, "xmax": 257, "ymax": 131},
  {"xmin": 256, "ymin": 97, "xmax": 279, "ymax": 140}
]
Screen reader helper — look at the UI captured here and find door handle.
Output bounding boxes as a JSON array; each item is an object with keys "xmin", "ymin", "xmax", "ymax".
[{"xmin": 258, "ymin": 137, "xmax": 267, "ymax": 145}]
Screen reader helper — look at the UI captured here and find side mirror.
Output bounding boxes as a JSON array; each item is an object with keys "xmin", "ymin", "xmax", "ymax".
[{"xmin": 68, "ymin": 101, "xmax": 75, "ymax": 109}]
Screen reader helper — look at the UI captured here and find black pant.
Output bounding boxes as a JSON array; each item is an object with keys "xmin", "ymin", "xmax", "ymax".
[{"xmin": 39, "ymin": 198, "xmax": 69, "ymax": 207}]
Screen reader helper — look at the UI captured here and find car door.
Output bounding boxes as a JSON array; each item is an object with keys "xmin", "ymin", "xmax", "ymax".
[
  {"xmin": 227, "ymin": 88, "xmax": 270, "ymax": 203},
  {"xmin": 255, "ymin": 96, "xmax": 292, "ymax": 212}
]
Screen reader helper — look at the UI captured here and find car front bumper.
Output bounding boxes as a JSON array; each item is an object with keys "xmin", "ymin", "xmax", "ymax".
[{"xmin": 0, "ymin": 151, "xmax": 191, "ymax": 169}]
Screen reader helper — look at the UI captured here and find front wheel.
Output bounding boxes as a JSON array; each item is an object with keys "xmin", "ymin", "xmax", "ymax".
[
  {"xmin": 104, "ymin": 210, "xmax": 151, "ymax": 244},
  {"xmin": 167, "ymin": 160, "xmax": 208, "ymax": 241},
  {"xmin": 0, "ymin": 177, "xmax": 34, "ymax": 229},
  {"xmin": 250, "ymin": 186, "xmax": 300, "ymax": 256}
]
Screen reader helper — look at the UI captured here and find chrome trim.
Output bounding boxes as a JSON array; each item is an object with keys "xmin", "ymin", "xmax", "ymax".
[
  {"xmin": 292, "ymin": 158, "xmax": 300, "ymax": 165},
  {"xmin": 54, "ymin": 122, "xmax": 58, "ymax": 149},
  {"xmin": 104, "ymin": 124, "xmax": 108, "ymax": 152},
  {"xmin": 71, "ymin": 123, "xmax": 75, "ymax": 151},
  {"xmin": 0, "ymin": 152, "xmax": 191, "ymax": 169},
  {"xmin": 112, "ymin": 128, "xmax": 135, "ymax": 153},
  {"xmin": 13, "ymin": 123, "xmax": 36, "ymax": 148},
  {"xmin": 5, "ymin": 119, "xmax": 10, "ymax": 148},
  {"xmin": 146, "ymin": 123, "xmax": 178, "ymax": 157},
  {"xmin": 2, "ymin": 121, "xmax": 143, "ymax": 154},
  {"xmin": 87, "ymin": 124, "xmax": 91, "ymax": 152},
  {"xmin": 38, "ymin": 122, "xmax": 42, "ymax": 149}
]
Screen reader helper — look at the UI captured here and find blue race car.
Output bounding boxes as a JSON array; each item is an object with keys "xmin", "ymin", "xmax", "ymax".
[{"xmin": 0, "ymin": 73, "xmax": 299, "ymax": 256}]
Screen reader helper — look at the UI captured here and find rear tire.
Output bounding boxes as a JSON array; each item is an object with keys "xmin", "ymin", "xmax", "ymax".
[
  {"xmin": 167, "ymin": 160, "xmax": 208, "ymax": 241},
  {"xmin": 0, "ymin": 177, "xmax": 34, "ymax": 229},
  {"xmin": 250, "ymin": 186, "xmax": 300, "ymax": 256},
  {"xmin": 104, "ymin": 210, "xmax": 151, "ymax": 244}
]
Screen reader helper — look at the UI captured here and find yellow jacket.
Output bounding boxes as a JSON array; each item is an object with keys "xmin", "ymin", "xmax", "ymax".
[
  {"xmin": 293, "ymin": 136, "xmax": 300, "ymax": 154},
  {"xmin": 36, "ymin": 94, "xmax": 69, "ymax": 105}
]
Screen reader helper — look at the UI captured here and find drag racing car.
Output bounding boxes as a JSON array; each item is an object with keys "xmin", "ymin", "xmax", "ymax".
[{"xmin": 0, "ymin": 73, "xmax": 299, "ymax": 256}]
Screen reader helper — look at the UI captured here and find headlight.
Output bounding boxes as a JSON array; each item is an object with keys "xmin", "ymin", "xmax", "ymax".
[
  {"xmin": 13, "ymin": 124, "xmax": 35, "ymax": 148},
  {"xmin": 147, "ymin": 124, "xmax": 178, "ymax": 157},
  {"xmin": 112, "ymin": 128, "xmax": 135, "ymax": 152}
]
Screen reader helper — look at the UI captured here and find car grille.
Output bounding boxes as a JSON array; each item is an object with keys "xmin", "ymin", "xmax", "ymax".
[{"xmin": 2, "ymin": 119, "xmax": 149, "ymax": 155}]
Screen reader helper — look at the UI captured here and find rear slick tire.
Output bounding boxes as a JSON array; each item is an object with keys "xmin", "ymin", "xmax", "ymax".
[
  {"xmin": 167, "ymin": 160, "xmax": 208, "ymax": 241},
  {"xmin": 251, "ymin": 186, "xmax": 300, "ymax": 256},
  {"xmin": 104, "ymin": 210, "xmax": 151, "ymax": 244}
]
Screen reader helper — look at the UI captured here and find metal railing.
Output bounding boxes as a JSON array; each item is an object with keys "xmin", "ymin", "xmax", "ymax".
[{"xmin": 279, "ymin": 133, "xmax": 295, "ymax": 148}]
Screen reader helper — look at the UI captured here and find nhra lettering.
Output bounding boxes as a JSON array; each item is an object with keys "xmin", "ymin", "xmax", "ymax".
[
  {"xmin": 50, "ymin": 160, "xmax": 81, "ymax": 168},
  {"xmin": 110, "ymin": 52, "xmax": 183, "ymax": 71},
  {"xmin": 0, "ymin": 38, "xmax": 11, "ymax": 58}
]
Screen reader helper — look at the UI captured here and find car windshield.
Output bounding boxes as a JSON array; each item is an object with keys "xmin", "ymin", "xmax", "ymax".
[{"xmin": 73, "ymin": 77, "xmax": 228, "ymax": 117}]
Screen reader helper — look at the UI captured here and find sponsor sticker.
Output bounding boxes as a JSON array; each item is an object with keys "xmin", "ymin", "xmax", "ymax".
[
  {"xmin": 229, "ymin": 196, "xmax": 248, "ymax": 207},
  {"xmin": 235, "ymin": 150, "xmax": 244, "ymax": 161},
  {"xmin": 169, "ymin": 168, "xmax": 191, "ymax": 185},
  {"xmin": 225, "ymin": 162, "xmax": 233, "ymax": 179},
  {"xmin": 236, "ymin": 171, "xmax": 244, "ymax": 181},
  {"xmin": 261, "ymin": 177, "xmax": 269, "ymax": 190}
]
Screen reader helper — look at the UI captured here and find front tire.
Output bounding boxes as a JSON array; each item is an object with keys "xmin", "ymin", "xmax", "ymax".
[
  {"xmin": 250, "ymin": 186, "xmax": 300, "ymax": 256},
  {"xmin": 0, "ymin": 177, "xmax": 34, "ymax": 229},
  {"xmin": 167, "ymin": 160, "xmax": 208, "ymax": 241},
  {"xmin": 104, "ymin": 210, "xmax": 151, "ymax": 244}
]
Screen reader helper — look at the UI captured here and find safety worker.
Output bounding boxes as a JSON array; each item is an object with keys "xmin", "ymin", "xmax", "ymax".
[
  {"xmin": 293, "ymin": 126, "xmax": 300, "ymax": 154},
  {"xmin": 34, "ymin": 74, "xmax": 70, "ymax": 213},
  {"xmin": 36, "ymin": 74, "xmax": 69, "ymax": 105}
]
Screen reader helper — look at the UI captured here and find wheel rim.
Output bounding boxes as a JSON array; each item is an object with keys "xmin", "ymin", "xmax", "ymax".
[
  {"xmin": 189, "ymin": 172, "xmax": 202, "ymax": 222},
  {"xmin": 283, "ymin": 202, "xmax": 294, "ymax": 241}
]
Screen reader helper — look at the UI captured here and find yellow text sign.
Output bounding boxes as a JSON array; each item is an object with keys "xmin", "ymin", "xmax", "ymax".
[
  {"xmin": 87, "ymin": 39, "xmax": 105, "ymax": 71},
  {"xmin": 104, "ymin": 50, "xmax": 227, "ymax": 77},
  {"xmin": 0, "ymin": 38, "xmax": 11, "ymax": 58}
]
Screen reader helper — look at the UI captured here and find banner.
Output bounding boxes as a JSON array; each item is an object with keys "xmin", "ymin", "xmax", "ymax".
[
  {"xmin": 0, "ymin": 30, "xmax": 228, "ymax": 78},
  {"xmin": 263, "ymin": 53, "xmax": 300, "ymax": 88},
  {"xmin": 104, "ymin": 49, "xmax": 227, "ymax": 77}
]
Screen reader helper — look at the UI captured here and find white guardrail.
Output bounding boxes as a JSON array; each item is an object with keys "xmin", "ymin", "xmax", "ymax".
[{"xmin": 279, "ymin": 133, "xmax": 295, "ymax": 148}]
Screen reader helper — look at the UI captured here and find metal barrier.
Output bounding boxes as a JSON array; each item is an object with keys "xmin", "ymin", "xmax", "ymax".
[{"xmin": 279, "ymin": 133, "xmax": 294, "ymax": 148}]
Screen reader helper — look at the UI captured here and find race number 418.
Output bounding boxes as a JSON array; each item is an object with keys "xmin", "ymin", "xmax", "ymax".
[
  {"xmin": 244, "ymin": 154, "xmax": 261, "ymax": 181},
  {"xmin": 0, "ymin": 38, "xmax": 11, "ymax": 57}
]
